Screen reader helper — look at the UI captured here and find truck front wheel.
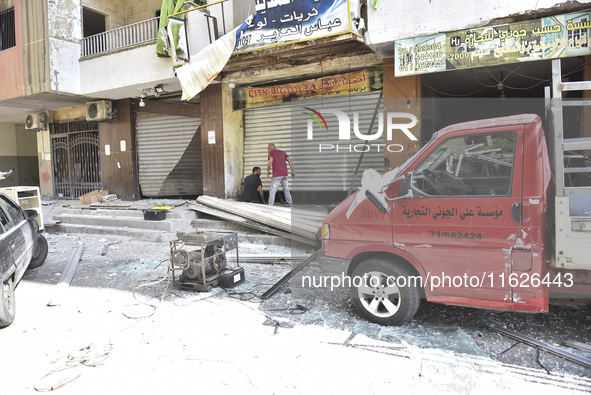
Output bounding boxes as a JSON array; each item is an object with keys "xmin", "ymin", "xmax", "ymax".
[{"xmin": 350, "ymin": 258, "xmax": 421, "ymax": 326}]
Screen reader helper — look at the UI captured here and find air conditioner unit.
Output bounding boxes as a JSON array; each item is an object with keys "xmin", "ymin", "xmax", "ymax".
[
  {"xmin": 86, "ymin": 100, "xmax": 113, "ymax": 121},
  {"xmin": 24, "ymin": 112, "xmax": 48, "ymax": 131}
]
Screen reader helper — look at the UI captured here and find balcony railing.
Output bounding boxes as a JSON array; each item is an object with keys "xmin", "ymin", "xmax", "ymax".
[{"xmin": 81, "ymin": 17, "xmax": 159, "ymax": 58}]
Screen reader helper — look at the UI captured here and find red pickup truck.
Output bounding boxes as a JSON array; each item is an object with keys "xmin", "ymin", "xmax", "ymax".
[{"xmin": 319, "ymin": 61, "xmax": 591, "ymax": 325}]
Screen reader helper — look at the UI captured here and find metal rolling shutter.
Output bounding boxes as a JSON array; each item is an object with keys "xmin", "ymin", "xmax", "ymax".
[
  {"xmin": 136, "ymin": 114, "xmax": 202, "ymax": 197},
  {"xmin": 244, "ymin": 92, "xmax": 384, "ymax": 192}
]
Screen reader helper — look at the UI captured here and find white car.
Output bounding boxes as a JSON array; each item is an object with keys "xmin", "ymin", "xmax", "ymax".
[{"xmin": 0, "ymin": 192, "xmax": 48, "ymax": 327}]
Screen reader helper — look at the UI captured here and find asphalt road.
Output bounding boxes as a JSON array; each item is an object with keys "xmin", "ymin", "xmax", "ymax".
[{"xmin": 1, "ymin": 232, "xmax": 590, "ymax": 394}]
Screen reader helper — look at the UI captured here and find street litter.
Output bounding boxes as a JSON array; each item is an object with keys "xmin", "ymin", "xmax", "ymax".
[
  {"xmin": 100, "ymin": 193, "xmax": 118, "ymax": 203},
  {"xmin": 489, "ymin": 324, "xmax": 591, "ymax": 370},
  {"xmin": 47, "ymin": 245, "xmax": 84, "ymax": 306},
  {"xmin": 262, "ymin": 250, "xmax": 320, "ymax": 299}
]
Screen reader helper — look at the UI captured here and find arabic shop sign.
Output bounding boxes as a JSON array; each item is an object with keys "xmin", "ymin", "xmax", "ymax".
[
  {"xmin": 232, "ymin": 69, "xmax": 382, "ymax": 110},
  {"xmin": 234, "ymin": 0, "xmax": 354, "ymax": 54},
  {"xmin": 394, "ymin": 10, "xmax": 591, "ymax": 76}
]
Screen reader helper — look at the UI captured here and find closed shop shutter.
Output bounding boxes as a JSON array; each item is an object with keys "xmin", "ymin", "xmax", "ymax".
[
  {"xmin": 244, "ymin": 91, "xmax": 384, "ymax": 192},
  {"xmin": 136, "ymin": 114, "xmax": 202, "ymax": 197}
]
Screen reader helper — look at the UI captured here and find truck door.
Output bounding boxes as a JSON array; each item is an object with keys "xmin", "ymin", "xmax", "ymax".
[{"xmin": 393, "ymin": 127, "xmax": 523, "ymax": 303}]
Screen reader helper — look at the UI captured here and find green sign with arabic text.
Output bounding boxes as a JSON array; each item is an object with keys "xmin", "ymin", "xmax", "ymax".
[{"xmin": 395, "ymin": 10, "xmax": 591, "ymax": 76}]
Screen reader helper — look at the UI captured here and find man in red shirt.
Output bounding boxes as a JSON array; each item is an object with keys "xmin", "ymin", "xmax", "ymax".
[{"xmin": 266, "ymin": 143, "xmax": 295, "ymax": 206}]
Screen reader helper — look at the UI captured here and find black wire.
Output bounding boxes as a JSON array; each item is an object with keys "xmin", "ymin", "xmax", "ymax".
[
  {"xmin": 223, "ymin": 287, "xmax": 263, "ymax": 302},
  {"xmin": 269, "ymin": 304, "xmax": 309, "ymax": 314},
  {"xmin": 499, "ymin": 341, "xmax": 522, "ymax": 355},
  {"xmin": 536, "ymin": 347, "xmax": 552, "ymax": 375},
  {"xmin": 222, "ymin": 282, "xmax": 294, "ymax": 303}
]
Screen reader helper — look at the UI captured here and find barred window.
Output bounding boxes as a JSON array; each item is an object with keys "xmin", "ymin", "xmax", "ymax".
[{"xmin": 0, "ymin": 7, "xmax": 15, "ymax": 52}]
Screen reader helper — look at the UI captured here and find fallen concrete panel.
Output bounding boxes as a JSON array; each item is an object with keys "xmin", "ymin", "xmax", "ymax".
[
  {"xmin": 196, "ymin": 196, "xmax": 323, "ymax": 242},
  {"xmin": 188, "ymin": 202, "xmax": 318, "ymax": 246}
]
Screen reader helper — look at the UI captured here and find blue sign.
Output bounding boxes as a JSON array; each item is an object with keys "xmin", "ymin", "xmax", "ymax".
[{"xmin": 235, "ymin": 0, "xmax": 353, "ymax": 53}]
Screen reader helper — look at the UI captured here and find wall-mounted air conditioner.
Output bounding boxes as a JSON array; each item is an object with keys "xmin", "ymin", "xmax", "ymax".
[
  {"xmin": 24, "ymin": 112, "xmax": 48, "ymax": 131},
  {"xmin": 86, "ymin": 100, "xmax": 113, "ymax": 121}
]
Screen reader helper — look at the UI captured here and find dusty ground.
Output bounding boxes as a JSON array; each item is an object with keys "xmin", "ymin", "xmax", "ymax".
[{"xmin": 22, "ymin": 231, "xmax": 591, "ymax": 381}]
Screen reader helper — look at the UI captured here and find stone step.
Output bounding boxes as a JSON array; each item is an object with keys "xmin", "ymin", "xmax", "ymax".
[
  {"xmin": 53, "ymin": 213, "xmax": 182, "ymax": 232},
  {"xmin": 49, "ymin": 207, "xmax": 307, "ymax": 248},
  {"xmin": 58, "ymin": 207, "xmax": 186, "ymax": 220},
  {"xmin": 191, "ymin": 218, "xmax": 253, "ymax": 233},
  {"xmin": 46, "ymin": 223, "xmax": 178, "ymax": 243},
  {"xmin": 48, "ymin": 223, "xmax": 308, "ymax": 248}
]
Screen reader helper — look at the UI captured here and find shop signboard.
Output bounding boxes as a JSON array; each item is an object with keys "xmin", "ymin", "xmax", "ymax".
[
  {"xmin": 234, "ymin": 0, "xmax": 358, "ymax": 54},
  {"xmin": 233, "ymin": 68, "xmax": 382, "ymax": 110},
  {"xmin": 394, "ymin": 10, "xmax": 591, "ymax": 76}
]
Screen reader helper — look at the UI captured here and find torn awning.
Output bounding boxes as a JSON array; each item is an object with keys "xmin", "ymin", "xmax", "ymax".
[{"xmin": 176, "ymin": 23, "xmax": 247, "ymax": 101}]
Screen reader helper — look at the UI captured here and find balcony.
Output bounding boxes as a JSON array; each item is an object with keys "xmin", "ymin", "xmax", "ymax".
[
  {"xmin": 78, "ymin": 1, "xmax": 236, "ymax": 99},
  {"xmin": 81, "ymin": 18, "xmax": 159, "ymax": 59}
]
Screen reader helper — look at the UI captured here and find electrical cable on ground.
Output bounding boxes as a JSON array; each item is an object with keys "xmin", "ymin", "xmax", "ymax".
[
  {"xmin": 34, "ymin": 343, "xmax": 114, "ymax": 392},
  {"xmin": 223, "ymin": 283, "xmax": 268, "ymax": 302},
  {"xmin": 122, "ymin": 266, "xmax": 171, "ymax": 319},
  {"xmin": 35, "ymin": 259, "xmax": 173, "ymax": 391}
]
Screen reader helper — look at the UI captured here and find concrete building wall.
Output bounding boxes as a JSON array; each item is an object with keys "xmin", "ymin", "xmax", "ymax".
[
  {"xmin": 79, "ymin": 43, "xmax": 178, "ymax": 97},
  {"xmin": 0, "ymin": 124, "xmax": 19, "ymax": 187},
  {"xmin": 126, "ymin": 0, "xmax": 160, "ymax": 24},
  {"xmin": 0, "ymin": 0, "xmax": 24, "ymax": 101},
  {"xmin": 48, "ymin": 0, "xmax": 82, "ymax": 94},
  {"xmin": 223, "ymin": 84, "xmax": 244, "ymax": 199},
  {"xmin": 366, "ymin": 0, "xmax": 591, "ymax": 56},
  {"xmin": 15, "ymin": 125, "xmax": 39, "ymax": 186},
  {"xmin": 36, "ymin": 129, "xmax": 52, "ymax": 197},
  {"xmin": 0, "ymin": 123, "xmax": 39, "ymax": 188}
]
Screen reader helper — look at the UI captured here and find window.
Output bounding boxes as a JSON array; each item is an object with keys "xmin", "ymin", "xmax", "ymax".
[
  {"xmin": 0, "ymin": 196, "xmax": 24, "ymax": 231},
  {"xmin": 83, "ymin": 7, "xmax": 106, "ymax": 38},
  {"xmin": 0, "ymin": 208, "xmax": 8, "ymax": 231},
  {"xmin": 0, "ymin": 7, "xmax": 15, "ymax": 52},
  {"xmin": 412, "ymin": 131, "xmax": 516, "ymax": 196}
]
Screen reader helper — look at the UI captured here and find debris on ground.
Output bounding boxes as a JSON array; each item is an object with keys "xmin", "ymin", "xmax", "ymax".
[{"xmin": 190, "ymin": 196, "xmax": 327, "ymax": 246}]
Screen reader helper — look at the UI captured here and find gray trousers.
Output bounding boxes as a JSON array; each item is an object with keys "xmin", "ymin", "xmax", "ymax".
[{"xmin": 268, "ymin": 176, "xmax": 293, "ymax": 206}]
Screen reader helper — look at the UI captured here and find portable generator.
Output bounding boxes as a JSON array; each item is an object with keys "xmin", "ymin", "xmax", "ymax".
[{"xmin": 169, "ymin": 231, "xmax": 245, "ymax": 291}]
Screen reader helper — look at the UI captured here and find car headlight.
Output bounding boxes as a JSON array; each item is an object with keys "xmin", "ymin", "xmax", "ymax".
[{"xmin": 321, "ymin": 222, "xmax": 330, "ymax": 240}]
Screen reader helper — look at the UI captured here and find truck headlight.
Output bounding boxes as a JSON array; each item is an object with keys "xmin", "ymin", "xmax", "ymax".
[{"xmin": 321, "ymin": 222, "xmax": 330, "ymax": 239}]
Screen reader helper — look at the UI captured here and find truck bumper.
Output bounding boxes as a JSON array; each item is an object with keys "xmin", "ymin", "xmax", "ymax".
[{"xmin": 318, "ymin": 252, "xmax": 350, "ymax": 276}]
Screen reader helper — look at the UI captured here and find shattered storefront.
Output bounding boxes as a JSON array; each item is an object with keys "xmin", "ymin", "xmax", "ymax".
[
  {"xmin": 225, "ymin": 0, "xmax": 384, "ymax": 203},
  {"xmin": 170, "ymin": 0, "xmax": 382, "ymax": 201},
  {"xmin": 234, "ymin": 68, "xmax": 386, "ymax": 203}
]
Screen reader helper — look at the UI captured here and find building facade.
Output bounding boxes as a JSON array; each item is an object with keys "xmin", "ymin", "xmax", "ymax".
[{"xmin": 1, "ymin": 0, "xmax": 590, "ymax": 203}]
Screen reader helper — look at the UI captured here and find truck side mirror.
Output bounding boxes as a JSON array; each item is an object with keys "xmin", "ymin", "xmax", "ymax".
[
  {"xmin": 366, "ymin": 189, "xmax": 389, "ymax": 214},
  {"xmin": 366, "ymin": 174, "xmax": 415, "ymax": 214}
]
